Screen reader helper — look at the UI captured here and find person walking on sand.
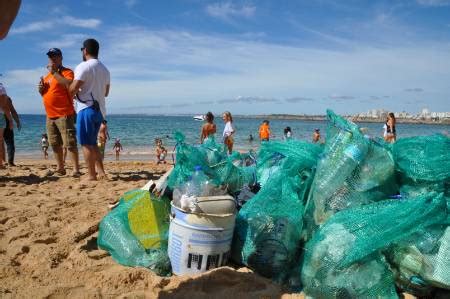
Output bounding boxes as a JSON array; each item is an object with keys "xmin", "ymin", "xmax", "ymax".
[
  {"xmin": 222, "ymin": 111, "xmax": 234, "ymax": 154},
  {"xmin": 259, "ymin": 120, "xmax": 271, "ymax": 142},
  {"xmin": 3, "ymin": 96, "xmax": 21, "ymax": 166},
  {"xmin": 0, "ymin": 83, "xmax": 14, "ymax": 169},
  {"xmin": 69, "ymin": 39, "xmax": 110, "ymax": 181},
  {"xmin": 383, "ymin": 112, "xmax": 397, "ymax": 143},
  {"xmin": 112, "ymin": 138, "xmax": 122, "ymax": 161},
  {"xmin": 200, "ymin": 111, "xmax": 216, "ymax": 143},
  {"xmin": 41, "ymin": 134, "xmax": 49, "ymax": 159},
  {"xmin": 98, "ymin": 120, "xmax": 109, "ymax": 160},
  {"xmin": 38, "ymin": 48, "xmax": 81, "ymax": 177}
]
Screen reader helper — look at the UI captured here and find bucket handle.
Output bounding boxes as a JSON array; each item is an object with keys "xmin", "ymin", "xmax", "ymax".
[{"xmin": 171, "ymin": 212, "xmax": 227, "ymax": 232}]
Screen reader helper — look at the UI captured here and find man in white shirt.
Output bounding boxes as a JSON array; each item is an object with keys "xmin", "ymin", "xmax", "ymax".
[{"xmin": 69, "ymin": 39, "xmax": 110, "ymax": 181}]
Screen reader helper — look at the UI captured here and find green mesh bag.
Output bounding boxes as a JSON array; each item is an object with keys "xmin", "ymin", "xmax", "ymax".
[
  {"xmin": 167, "ymin": 132, "xmax": 211, "ymax": 189},
  {"xmin": 393, "ymin": 135, "xmax": 450, "ymax": 200},
  {"xmin": 168, "ymin": 132, "xmax": 256, "ymax": 193},
  {"xmin": 232, "ymin": 155, "xmax": 316, "ymax": 284},
  {"xmin": 197, "ymin": 135, "xmax": 227, "ymax": 165},
  {"xmin": 211, "ymin": 151, "xmax": 257, "ymax": 193},
  {"xmin": 388, "ymin": 222, "xmax": 450, "ymax": 294},
  {"xmin": 393, "ymin": 134, "xmax": 450, "ymax": 183},
  {"xmin": 301, "ymin": 192, "xmax": 447, "ymax": 298},
  {"xmin": 256, "ymin": 140, "xmax": 322, "ymax": 188},
  {"xmin": 304, "ymin": 110, "xmax": 398, "ymax": 232},
  {"xmin": 97, "ymin": 189, "xmax": 172, "ymax": 276}
]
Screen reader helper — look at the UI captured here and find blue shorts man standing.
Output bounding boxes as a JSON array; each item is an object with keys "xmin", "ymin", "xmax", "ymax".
[{"xmin": 69, "ymin": 38, "xmax": 110, "ymax": 180}]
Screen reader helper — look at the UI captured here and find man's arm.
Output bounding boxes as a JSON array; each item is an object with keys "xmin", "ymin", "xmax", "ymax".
[
  {"xmin": 105, "ymin": 84, "xmax": 110, "ymax": 97},
  {"xmin": 52, "ymin": 72, "xmax": 72, "ymax": 88},
  {"xmin": 47, "ymin": 65, "xmax": 73, "ymax": 89},
  {"xmin": 0, "ymin": 95, "xmax": 13, "ymax": 130},
  {"xmin": 69, "ymin": 80, "xmax": 84, "ymax": 99},
  {"xmin": 7, "ymin": 97, "xmax": 21, "ymax": 130}
]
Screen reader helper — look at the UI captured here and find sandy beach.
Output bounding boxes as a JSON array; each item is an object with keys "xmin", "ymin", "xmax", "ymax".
[{"xmin": 0, "ymin": 159, "xmax": 305, "ymax": 298}]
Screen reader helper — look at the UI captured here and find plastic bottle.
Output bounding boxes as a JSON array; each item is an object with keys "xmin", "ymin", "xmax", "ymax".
[
  {"xmin": 313, "ymin": 132, "xmax": 369, "ymax": 224},
  {"xmin": 190, "ymin": 165, "xmax": 212, "ymax": 197}
]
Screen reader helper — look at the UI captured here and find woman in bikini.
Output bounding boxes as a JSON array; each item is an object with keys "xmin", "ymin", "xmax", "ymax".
[
  {"xmin": 200, "ymin": 111, "xmax": 216, "ymax": 143},
  {"xmin": 383, "ymin": 112, "xmax": 397, "ymax": 143}
]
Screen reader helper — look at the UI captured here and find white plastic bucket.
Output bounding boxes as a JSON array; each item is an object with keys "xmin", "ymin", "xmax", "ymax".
[{"xmin": 168, "ymin": 198, "xmax": 236, "ymax": 275}]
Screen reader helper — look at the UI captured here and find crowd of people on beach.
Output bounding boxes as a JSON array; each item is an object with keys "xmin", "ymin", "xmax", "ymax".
[{"xmin": 196, "ymin": 110, "xmax": 396, "ymax": 150}]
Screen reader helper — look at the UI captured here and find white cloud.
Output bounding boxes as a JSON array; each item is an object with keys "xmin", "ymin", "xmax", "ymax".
[
  {"xmin": 329, "ymin": 94, "xmax": 356, "ymax": 100},
  {"xmin": 10, "ymin": 16, "xmax": 101, "ymax": 35},
  {"xmin": 10, "ymin": 21, "xmax": 53, "ymax": 34},
  {"xmin": 404, "ymin": 88, "xmax": 424, "ymax": 92},
  {"xmin": 60, "ymin": 16, "xmax": 101, "ymax": 28},
  {"xmin": 125, "ymin": 0, "xmax": 139, "ymax": 8},
  {"xmin": 416, "ymin": 0, "xmax": 450, "ymax": 6},
  {"xmin": 206, "ymin": 2, "xmax": 256, "ymax": 21},
  {"xmin": 4, "ymin": 68, "xmax": 46, "ymax": 86},
  {"xmin": 40, "ymin": 34, "xmax": 88, "ymax": 50}
]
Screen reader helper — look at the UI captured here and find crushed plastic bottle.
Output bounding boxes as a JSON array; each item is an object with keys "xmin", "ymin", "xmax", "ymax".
[
  {"xmin": 173, "ymin": 166, "xmax": 218, "ymax": 212},
  {"xmin": 190, "ymin": 165, "xmax": 212, "ymax": 197}
]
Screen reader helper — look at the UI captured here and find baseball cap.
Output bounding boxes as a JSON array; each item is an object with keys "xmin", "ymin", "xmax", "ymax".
[
  {"xmin": 46, "ymin": 48, "xmax": 62, "ymax": 56},
  {"xmin": 315, "ymin": 128, "xmax": 320, "ymax": 132}
]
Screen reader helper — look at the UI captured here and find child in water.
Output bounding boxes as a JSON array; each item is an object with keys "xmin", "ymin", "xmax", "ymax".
[
  {"xmin": 112, "ymin": 138, "xmax": 123, "ymax": 161},
  {"xmin": 312, "ymin": 129, "xmax": 321, "ymax": 143},
  {"xmin": 259, "ymin": 120, "xmax": 271, "ymax": 142},
  {"xmin": 41, "ymin": 133, "xmax": 49, "ymax": 159},
  {"xmin": 283, "ymin": 126, "xmax": 292, "ymax": 140},
  {"xmin": 155, "ymin": 138, "xmax": 168, "ymax": 164}
]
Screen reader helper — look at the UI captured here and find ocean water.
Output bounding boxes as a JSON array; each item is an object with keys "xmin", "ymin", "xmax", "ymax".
[{"xmin": 10, "ymin": 114, "xmax": 450, "ymax": 161}]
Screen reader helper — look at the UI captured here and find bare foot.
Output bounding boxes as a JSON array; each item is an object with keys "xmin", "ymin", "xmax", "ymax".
[
  {"xmin": 56, "ymin": 168, "xmax": 66, "ymax": 176},
  {"xmin": 97, "ymin": 174, "xmax": 109, "ymax": 181}
]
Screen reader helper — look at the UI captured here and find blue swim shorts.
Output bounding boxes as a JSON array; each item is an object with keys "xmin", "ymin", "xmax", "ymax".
[{"xmin": 76, "ymin": 107, "xmax": 103, "ymax": 146}]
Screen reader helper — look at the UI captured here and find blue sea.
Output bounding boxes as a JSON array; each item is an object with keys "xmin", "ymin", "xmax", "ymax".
[{"xmin": 11, "ymin": 114, "xmax": 450, "ymax": 161}]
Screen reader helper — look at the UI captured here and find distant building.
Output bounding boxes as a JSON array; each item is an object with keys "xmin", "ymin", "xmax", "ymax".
[
  {"xmin": 420, "ymin": 108, "xmax": 431, "ymax": 118},
  {"xmin": 357, "ymin": 108, "xmax": 449, "ymax": 122}
]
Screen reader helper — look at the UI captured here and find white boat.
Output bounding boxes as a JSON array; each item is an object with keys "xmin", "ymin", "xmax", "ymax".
[{"xmin": 193, "ymin": 115, "xmax": 205, "ymax": 121}]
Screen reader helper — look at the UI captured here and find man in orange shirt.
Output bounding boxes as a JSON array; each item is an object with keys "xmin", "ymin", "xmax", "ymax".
[{"xmin": 38, "ymin": 48, "xmax": 80, "ymax": 176}]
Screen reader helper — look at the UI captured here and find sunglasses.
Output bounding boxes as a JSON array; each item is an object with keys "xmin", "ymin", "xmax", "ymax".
[{"xmin": 80, "ymin": 47, "xmax": 85, "ymax": 51}]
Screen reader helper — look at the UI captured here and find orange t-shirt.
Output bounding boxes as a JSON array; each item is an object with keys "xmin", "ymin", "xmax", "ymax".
[
  {"xmin": 42, "ymin": 68, "xmax": 75, "ymax": 118},
  {"xmin": 259, "ymin": 124, "xmax": 270, "ymax": 139}
]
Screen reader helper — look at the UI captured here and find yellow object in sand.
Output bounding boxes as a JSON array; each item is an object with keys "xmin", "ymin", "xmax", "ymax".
[{"xmin": 125, "ymin": 190, "xmax": 170, "ymax": 249}]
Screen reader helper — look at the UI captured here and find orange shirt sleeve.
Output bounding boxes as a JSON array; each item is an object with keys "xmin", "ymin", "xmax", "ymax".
[{"xmin": 61, "ymin": 68, "xmax": 74, "ymax": 81}]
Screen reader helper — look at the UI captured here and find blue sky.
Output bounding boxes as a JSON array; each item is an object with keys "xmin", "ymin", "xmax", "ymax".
[{"xmin": 1, "ymin": 0, "xmax": 450, "ymax": 115}]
